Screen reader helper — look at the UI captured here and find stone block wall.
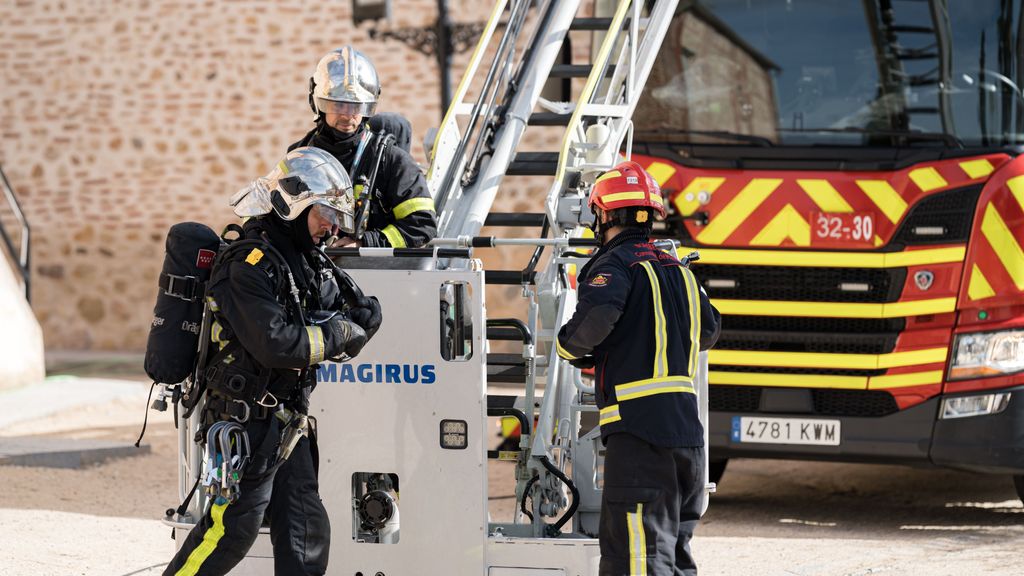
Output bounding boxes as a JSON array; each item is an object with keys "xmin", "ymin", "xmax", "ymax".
[{"xmin": 1, "ymin": 0, "xmax": 594, "ymax": 350}]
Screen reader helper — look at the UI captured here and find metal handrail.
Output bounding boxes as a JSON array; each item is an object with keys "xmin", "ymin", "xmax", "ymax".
[{"xmin": 0, "ymin": 164, "xmax": 31, "ymax": 302}]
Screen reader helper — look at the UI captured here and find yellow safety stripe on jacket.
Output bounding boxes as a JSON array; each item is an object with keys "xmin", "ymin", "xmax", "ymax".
[
  {"xmin": 381, "ymin": 224, "xmax": 407, "ymax": 248},
  {"xmin": 175, "ymin": 501, "xmax": 229, "ymax": 576},
  {"xmin": 306, "ymin": 326, "xmax": 325, "ymax": 365},
  {"xmin": 614, "ymin": 376, "xmax": 696, "ymax": 402},
  {"xmin": 679, "ymin": 266, "xmax": 701, "ymax": 378},
  {"xmin": 639, "ymin": 261, "xmax": 668, "ymax": 378},
  {"xmin": 393, "ymin": 197, "xmax": 436, "ymax": 220},
  {"xmin": 599, "ymin": 404, "xmax": 621, "ymax": 426},
  {"xmin": 627, "ymin": 502, "xmax": 648, "ymax": 576},
  {"xmin": 555, "ymin": 337, "xmax": 580, "ymax": 360}
]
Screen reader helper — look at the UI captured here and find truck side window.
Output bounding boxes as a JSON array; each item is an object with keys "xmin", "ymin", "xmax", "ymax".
[{"xmin": 440, "ymin": 281, "xmax": 473, "ymax": 361}]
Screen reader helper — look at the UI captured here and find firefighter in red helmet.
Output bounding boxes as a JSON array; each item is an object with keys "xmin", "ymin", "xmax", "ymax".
[{"xmin": 556, "ymin": 160, "xmax": 721, "ymax": 575}]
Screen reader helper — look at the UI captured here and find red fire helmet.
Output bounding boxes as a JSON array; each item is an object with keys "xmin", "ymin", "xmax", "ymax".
[{"xmin": 588, "ymin": 160, "xmax": 666, "ymax": 218}]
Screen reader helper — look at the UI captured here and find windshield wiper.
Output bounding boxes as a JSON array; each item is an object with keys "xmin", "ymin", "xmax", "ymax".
[
  {"xmin": 638, "ymin": 127, "xmax": 775, "ymax": 147},
  {"xmin": 779, "ymin": 127, "xmax": 964, "ymax": 149}
]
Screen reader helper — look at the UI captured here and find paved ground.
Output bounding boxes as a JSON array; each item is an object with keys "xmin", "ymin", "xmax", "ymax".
[{"xmin": 2, "ymin": 355, "xmax": 1023, "ymax": 575}]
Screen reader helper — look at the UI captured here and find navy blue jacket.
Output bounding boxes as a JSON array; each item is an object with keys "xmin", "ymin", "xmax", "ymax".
[{"xmin": 556, "ymin": 229, "xmax": 720, "ymax": 447}]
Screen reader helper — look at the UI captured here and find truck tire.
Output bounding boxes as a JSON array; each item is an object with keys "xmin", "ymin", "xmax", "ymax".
[
  {"xmin": 709, "ymin": 459, "xmax": 728, "ymax": 485},
  {"xmin": 1014, "ymin": 475, "xmax": 1024, "ymax": 503}
]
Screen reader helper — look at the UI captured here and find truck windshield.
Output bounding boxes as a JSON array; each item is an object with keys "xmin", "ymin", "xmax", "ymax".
[{"xmin": 634, "ymin": 0, "xmax": 1024, "ymax": 147}]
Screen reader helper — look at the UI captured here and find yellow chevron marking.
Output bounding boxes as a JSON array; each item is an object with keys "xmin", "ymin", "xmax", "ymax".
[
  {"xmin": 968, "ymin": 264, "xmax": 996, "ymax": 301},
  {"xmin": 674, "ymin": 177, "xmax": 725, "ymax": 217},
  {"xmin": 981, "ymin": 202, "xmax": 1024, "ymax": 289},
  {"xmin": 676, "ymin": 246, "xmax": 964, "ymax": 268},
  {"xmin": 710, "ymin": 371, "xmax": 866, "ymax": 389},
  {"xmin": 750, "ymin": 204, "xmax": 810, "ymax": 246},
  {"xmin": 857, "ymin": 180, "xmax": 908, "ymax": 224},
  {"xmin": 874, "ymin": 235, "xmax": 884, "ymax": 247},
  {"xmin": 909, "ymin": 167, "xmax": 949, "ymax": 192},
  {"xmin": 960, "ymin": 159, "xmax": 995, "ymax": 179},
  {"xmin": 1007, "ymin": 175, "xmax": 1024, "ymax": 213},
  {"xmin": 697, "ymin": 179, "xmax": 782, "ymax": 244},
  {"xmin": 709, "ymin": 348, "xmax": 947, "ymax": 370},
  {"xmin": 712, "ymin": 298, "xmax": 957, "ymax": 318},
  {"xmin": 868, "ymin": 370, "xmax": 944, "ymax": 389},
  {"xmin": 798, "ymin": 179, "xmax": 853, "ymax": 213},
  {"xmin": 645, "ymin": 162, "xmax": 677, "ymax": 186}
]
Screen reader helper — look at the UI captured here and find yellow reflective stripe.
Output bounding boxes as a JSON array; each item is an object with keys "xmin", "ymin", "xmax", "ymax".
[
  {"xmin": 711, "ymin": 370, "xmax": 867, "ymax": 389},
  {"xmin": 961, "ymin": 159, "xmax": 995, "ymax": 179},
  {"xmin": 980, "ymin": 203, "xmax": 1024, "ymax": 289},
  {"xmin": 595, "ymin": 170, "xmax": 622, "ymax": 183},
  {"xmin": 968, "ymin": 264, "xmax": 996, "ymax": 301},
  {"xmin": 555, "ymin": 337, "xmax": 579, "ymax": 360},
  {"xmin": 674, "ymin": 177, "xmax": 725, "ymax": 217},
  {"xmin": 393, "ymin": 197, "xmax": 435, "ymax": 219},
  {"xmin": 602, "ymin": 191, "xmax": 665, "ymax": 205},
  {"xmin": 615, "ymin": 376, "xmax": 696, "ymax": 401},
  {"xmin": 639, "ymin": 262, "xmax": 668, "ymax": 377},
  {"xmin": 697, "ymin": 179, "xmax": 782, "ymax": 244},
  {"xmin": 175, "ymin": 502, "xmax": 229, "ymax": 576},
  {"xmin": 909, "ymin": 167, "xmax": 949, "ymax": 192},
  {"xmin": 712, "ymin": 298, "xmax": 956, "ymax": 318},
  {"xmin": 599, "ymin": 404, "xmax": 621, "ymax": 426},
  {"xmin": 627, "ymin": 503, "xmax": 647, "ymax": 575},
  {"xmin": 869, "ymin": 370, "xmax": 944, "ymax": 389},
  {"xmin": 709, "ymin": 347, "xmax": 947, "ymax": 370},
  {"xmin": 306, "ymin": 326, "xmax": 324, "ymax": 365},
  {"xmin": 1007, "ymin": 175, "xmax": 1024, "ymax": 213},
  {"xmin": 645, "ymin": 162, "xmax": 677, "ymax": 186},
  {"xmin": 675, "ymin": 246, "xmax": 965, "ymax": 268},
  {"xmin": 380, "ymin": 224, "xmax": 407, "ymax": 248},
  {"xmin": 856, "ymin": 180, "xmax": 908, "ymax": 224},
  {"xmin": 211, "ymin": 321, "xmax": 225, "ymax": 344},
  {"xmin": 797, "ymin": 179, "xmax": 854, "ymax": 213},
  {"xmin": 680, "ymin": 267, "xmax": 700, "ymax": 378},
  {"xmin": 750, "ymin": 204, "xmax": 810, "ymax": 246}
]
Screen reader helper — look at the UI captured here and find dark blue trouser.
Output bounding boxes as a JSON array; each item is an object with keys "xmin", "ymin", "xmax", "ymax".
[
  {"xmin": 599, "ymin": 432, "xmax": 705, "ymax": 576},
  {"xmin": 163, "ymin": 416, "xmax": 330, "ymax": 576}
]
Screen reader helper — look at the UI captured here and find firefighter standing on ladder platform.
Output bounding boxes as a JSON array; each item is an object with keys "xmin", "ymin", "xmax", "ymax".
[
  {"xmin": 556, "ymin": 161, "xmax": 721, "ymax": 576},
  {"xmin": 289, "ymin": 45, "xmax": 437, "ymax": 249}
]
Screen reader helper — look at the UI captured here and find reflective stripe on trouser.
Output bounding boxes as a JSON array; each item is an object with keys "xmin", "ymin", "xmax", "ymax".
[
  {"xmin": 599, "ymin": 433, "xmax": 705, "ymax": 576},
  {"xmin": 380, "ymin": 224, "xmax": 406, "ymax": 248},
  {"xmin": 164, "ymin": 418, "xmax": 330, "ymax": 576}
]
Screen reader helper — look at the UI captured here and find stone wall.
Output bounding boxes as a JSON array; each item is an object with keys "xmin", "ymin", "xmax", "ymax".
[{"xmin": 1, "ymin": 0, "xmax": 593, "ymax": 350}]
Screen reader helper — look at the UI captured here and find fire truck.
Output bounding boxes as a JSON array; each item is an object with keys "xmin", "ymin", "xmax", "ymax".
[{"xmin": 629, "ymin": 0, "xmax": 1024, "ymax": 498}]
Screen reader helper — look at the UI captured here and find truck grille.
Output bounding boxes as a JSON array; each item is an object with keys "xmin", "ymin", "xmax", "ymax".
[
  {"xmin": 710, "ymin": 386, "xmax": 899, "ymax": 417},
  {"xmin": 892, "ymin": 185, "xmax": 982, "ymax": 246},
  {"xmin": 696, "ymin": 264, "xmax": 906, "ymax": 303}
]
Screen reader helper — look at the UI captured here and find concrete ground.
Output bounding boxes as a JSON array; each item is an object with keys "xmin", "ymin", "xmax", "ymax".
[{"xmin": 2, "ymin": 354, "xmax": 1023, "ymax": 575}]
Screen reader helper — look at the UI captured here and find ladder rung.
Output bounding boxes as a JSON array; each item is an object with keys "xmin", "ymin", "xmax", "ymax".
[
  {"xmin": 485, "ymin": 270, "xmax": 537, "ymax": 285},
  {"xmin": 528, "ymin": 112, "xmax": 573, "ymax": 126},
  {"xmin": 507, "ymin": 151, "xmax": 559, "ymax": 176},
  {"xmin": 487, "ymin": 394, "xmax": 519, "ymax": 409},
  {"xmin": 488, "ymin": 353, "xmax": 526, "ymax": 366},
  {"xmin": 569, "ymin": 17, "xmax": 638, "ymax": 31},
  {"xmin": 488, "ymin": 327, "xmax": 528, "ymax": 341},
  {"xmin": 550, "ymin": 64, "xmax": 616, "ymax": 78},
  {"xmin": 484, "ymin": 212, "xmax": 546, "ymax": 227},
  {"xmin": 488, "ymin": 365, "xmax": 527, "ymax": 383}
]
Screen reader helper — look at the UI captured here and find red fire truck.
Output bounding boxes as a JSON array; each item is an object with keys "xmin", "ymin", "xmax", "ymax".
[{"xmin": 632, "ymin": 0, "xmax": 1024, "ymax": 498}]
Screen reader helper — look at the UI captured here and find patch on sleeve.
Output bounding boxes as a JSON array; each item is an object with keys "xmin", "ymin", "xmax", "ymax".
[
  {"xmin": 245, "ymin": 248, "xmax": 265, "ymax": 266},
  {"xmin": 588, "ymin": 273, "xmax": 612, "ymax": 287}
]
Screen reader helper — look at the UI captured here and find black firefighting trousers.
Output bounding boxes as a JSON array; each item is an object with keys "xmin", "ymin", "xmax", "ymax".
[
  {"xmin": 599, "ymin": 432, "xmax": 706, "ymax": 576},
  {"xmin": 163, "ymin": 416, "xmax": 330, "ymax": 576}
]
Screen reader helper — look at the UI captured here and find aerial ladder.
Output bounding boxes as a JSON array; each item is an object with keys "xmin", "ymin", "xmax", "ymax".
[{"xmin": 162, "ymin": 0, "xmax": 705, "ymax": 573}]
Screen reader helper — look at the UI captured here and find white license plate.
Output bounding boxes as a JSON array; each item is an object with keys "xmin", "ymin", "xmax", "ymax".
[{"xmin": 731, "ymin": 416, "xmax": 841, "ymax": 446}]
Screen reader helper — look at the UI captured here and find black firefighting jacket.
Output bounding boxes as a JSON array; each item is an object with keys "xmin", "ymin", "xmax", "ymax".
[
  {"xmin": 290, "ymin": 120, "xmax": 437, "ymax": 248},
  {"xmin": 205, "ymin": 217, "xmax": 349, "ymax": 404},
  {"xmin": 556, "ymin": 229, "xmax": 721, "ymax": 447}
]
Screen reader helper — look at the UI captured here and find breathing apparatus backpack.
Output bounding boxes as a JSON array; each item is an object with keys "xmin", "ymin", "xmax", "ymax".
[{"xmin": 145, "ymin": 222, "xmax": 224, "ymax": 386}]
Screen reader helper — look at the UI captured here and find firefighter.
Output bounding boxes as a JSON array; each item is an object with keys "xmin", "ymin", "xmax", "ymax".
[
  {"xmin": 289, "ymin": 45, "xmax": 437, "ymax": 248},
  {"xmin": 555, "ymin": 161, "xmax": 720, "ymax": 576},
  {"xmin": 164, "ymin": 147, "xmax": 382, "ymax": 576}
]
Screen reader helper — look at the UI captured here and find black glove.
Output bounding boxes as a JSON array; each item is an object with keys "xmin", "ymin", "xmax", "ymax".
[
  {"xmin": 348, "ymin": 296, "xmax": 382, "ymax": 340},
  {"xmin": 569, "ymin": 355, "xmax": 596, "ymax": 369},
  {"xmin": 325, "ymin": 317, "xmax": 368, "ymax": 361}
]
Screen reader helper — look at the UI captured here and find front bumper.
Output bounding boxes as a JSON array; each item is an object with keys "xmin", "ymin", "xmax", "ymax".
[{"xmin": 709, "ymin": 385, "xmax": 1024, "ymax": 474}]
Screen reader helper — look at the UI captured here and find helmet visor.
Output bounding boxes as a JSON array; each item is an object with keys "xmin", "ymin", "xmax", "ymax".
[
  {"xmin": 312, "ymin": 201, "xmax": 356, "ymax": 235},
  {"xmin": 315, "ymin": 98, "xmax": 377, "ymax": 117}
]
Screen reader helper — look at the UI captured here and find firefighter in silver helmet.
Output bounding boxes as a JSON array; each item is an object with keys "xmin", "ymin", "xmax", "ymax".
[
  {"xmin": 163, "ymin": 147, "xmax": 382, "ymax": 576},
  {"xmin": 290, "ymin": 46, "xmax": 436, "ymax": 249}
]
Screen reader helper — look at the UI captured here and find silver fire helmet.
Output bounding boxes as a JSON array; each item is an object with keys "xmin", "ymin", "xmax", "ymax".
[
  {"xmin": 310, "ymin": 46, "xmax": 380, "ymax": 117},
  {"xmin": 229, "ymin": 147, "xmax": 356, "ymax": 234}
]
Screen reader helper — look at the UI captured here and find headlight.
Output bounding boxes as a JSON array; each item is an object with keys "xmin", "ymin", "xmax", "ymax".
[{"xmin": 948, "ymin": 329, "xmax": 1024, "ymax": 380}]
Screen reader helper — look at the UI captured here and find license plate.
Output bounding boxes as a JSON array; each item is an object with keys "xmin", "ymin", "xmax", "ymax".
[
  {"xmin": 731, "ymin": 416, "xmax": 841, "ymax": 446},
  {"xmin": 810, "ymin": 211, "xmax": 875, "ymax": 247}
]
